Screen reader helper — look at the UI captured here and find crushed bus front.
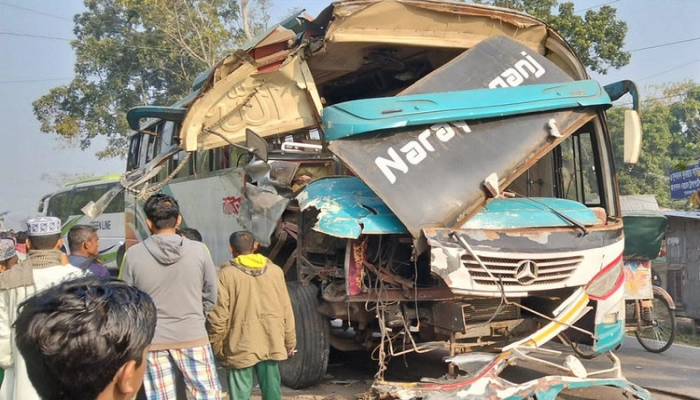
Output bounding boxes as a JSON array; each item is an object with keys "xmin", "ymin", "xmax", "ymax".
[{"xmin": 112, "ymin": 0, "xmax": 649, "ymax": 396}]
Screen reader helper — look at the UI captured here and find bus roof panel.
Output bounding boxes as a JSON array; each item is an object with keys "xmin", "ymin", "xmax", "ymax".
[{"xmin": 64, "ymin": 174, "xmax": 122, "ymax": 187}]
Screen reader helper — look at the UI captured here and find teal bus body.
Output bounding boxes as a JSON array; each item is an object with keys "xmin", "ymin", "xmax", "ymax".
[{"xmin": 322, "ymin": 80, "xmax": 612, "ymax": 140}]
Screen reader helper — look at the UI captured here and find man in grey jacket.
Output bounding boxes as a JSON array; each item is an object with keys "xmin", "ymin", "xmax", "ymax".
[{"xmin": 122, "ymin": 194, "xmax": 223, "ymax": 399}]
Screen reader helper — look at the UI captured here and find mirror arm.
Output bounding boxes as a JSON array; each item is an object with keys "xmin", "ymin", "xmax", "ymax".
[
  {"xmin": 205, "ymin": 129, "xmax": 259, "ymax": 155},
  {"xmin": 603, "ymin": 80, "xmax": 640, "ymax": 111}
]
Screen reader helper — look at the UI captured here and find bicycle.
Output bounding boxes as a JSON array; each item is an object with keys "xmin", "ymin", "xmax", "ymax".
[{"xmin": 627, "ymin": 285, "xmax": 676, "ymax": 353}]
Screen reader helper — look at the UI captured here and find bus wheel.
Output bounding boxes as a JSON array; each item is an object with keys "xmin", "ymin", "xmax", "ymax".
[{"xmin": 279, "ymin": 281, "xmax": 330, "ymax": 389}]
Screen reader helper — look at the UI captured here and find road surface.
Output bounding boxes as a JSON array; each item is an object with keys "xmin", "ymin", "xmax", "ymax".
[{"xmin": 239, "ymin": 336, "xmax": 700, "ymax": 399}]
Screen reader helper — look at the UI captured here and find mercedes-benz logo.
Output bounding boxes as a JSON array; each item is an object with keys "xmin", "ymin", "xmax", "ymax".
[{"xmin": 515, "ymin": 260, "xmax": 539, "ymax": 285}]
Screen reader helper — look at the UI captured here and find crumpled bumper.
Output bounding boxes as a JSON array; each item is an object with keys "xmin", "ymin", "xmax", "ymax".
[{"xmin": 371, "ymin": 288, "xmax": 648, "ymax": 400}]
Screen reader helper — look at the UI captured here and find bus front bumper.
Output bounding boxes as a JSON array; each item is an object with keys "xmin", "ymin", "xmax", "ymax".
[{"xmin": 371, "ymin": 288, "xmax": 645, "ymax": 400}]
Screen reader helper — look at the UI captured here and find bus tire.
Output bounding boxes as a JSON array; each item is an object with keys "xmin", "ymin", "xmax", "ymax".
[{"xmin": 279, "ymin": 282, "xmax": 329, "ymax": 389}]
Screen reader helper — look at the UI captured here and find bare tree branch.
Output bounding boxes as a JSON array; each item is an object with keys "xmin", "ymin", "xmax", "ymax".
[{"xmin": 241, "ymin": 0, "xmax": 252, "ymax": 40}]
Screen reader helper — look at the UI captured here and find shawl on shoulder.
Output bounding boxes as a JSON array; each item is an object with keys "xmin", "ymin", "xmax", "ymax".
[{"xmin": 0, "ymin": 250, "xmax": 64, "ymax": 290}]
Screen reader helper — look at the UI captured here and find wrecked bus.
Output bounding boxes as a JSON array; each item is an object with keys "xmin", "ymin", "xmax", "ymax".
[{"xmin": 100, "ymin": 1, "xmax": 650, "ymax": 398}]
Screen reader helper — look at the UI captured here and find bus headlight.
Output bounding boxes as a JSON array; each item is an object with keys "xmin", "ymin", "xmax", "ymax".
[{"xmin": 586, "ymin": 254, "xmax": 624, "ymax": 300}]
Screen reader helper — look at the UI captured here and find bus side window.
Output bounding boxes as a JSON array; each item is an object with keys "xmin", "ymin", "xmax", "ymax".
[
  {"xmin": 127, "ymin": 135, "xmax": 141, "ymax": 171},
  {"xmin": 105, "ymin": 189, "xmax": 125, "ymax": 213},
  {"xmin": 37, "ymin": 195, "xmax": 50, "ymax": 214},
  {"xmin": 198, "ymin": 147, "xmax": 234, "ymax": 174},
  {"xmin": 195, "ymin": 149, "xmax": 211, "ymax": 174},
  {"xmin": 173, "ymin": 150, "xmax": 193, "ymax": 179},
  {"xmin": 46, "ymin": 191, "xmax": 71, "ymax": 223},
  {"xmin": 146, "ymin": 124, "xmax": 161, "ymax": 164},
  {"xmin": 153, "ymin": 121, "xmax": 176, "ymax": 182},
  {"xmin": 70, "ymin": 184, "xmax": 110, "ymax": 217},
  {"xmin": 142, "ymin": 131, "xmax": 158, "ymax": 165},
  {"xmin": 214, "ymin": 145, "xmax": 232, "ymax": 170},
  {"xmin": 167, "ymin": 122, "xmax": 195, "ymax": 179},
  {"xmin": 161, "ymin": 121, "xmax": 175, "ymax": 150},
  {"xmin": 557, "ymin": 130, "xmax": 602, "ymax": 206},
  {"xmin": 138, "ymin": 133, "xmax": 151, "ymax": 168}
]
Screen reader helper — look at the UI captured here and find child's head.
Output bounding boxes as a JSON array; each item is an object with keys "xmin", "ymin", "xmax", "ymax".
[
  {"xmin": 229, "ymin": 231, "xmax": 257, "ymax": 256},
  {"xmin": 179, "ymin": 227, "xmax": 203, "ymax": 242},
  {"xmin": 15, "ymin": 276, "xmax": 157, "ymax": 400}
]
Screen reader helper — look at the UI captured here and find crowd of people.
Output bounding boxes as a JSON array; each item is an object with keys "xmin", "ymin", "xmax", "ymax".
[{"xmin": 0, "ymin": 193, "xmax": 296, "ymax": 400}]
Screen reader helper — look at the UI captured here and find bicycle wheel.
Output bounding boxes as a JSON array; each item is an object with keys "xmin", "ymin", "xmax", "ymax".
[{"xmin": 635, "ymin": 294, "xmax": 676, "ymax": 353}]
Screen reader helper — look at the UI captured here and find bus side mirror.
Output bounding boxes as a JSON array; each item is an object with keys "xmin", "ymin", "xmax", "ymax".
[
  {"xmin": 624, "ymin": 109, "xmax": 642, "ymax": 165},
  {"xmin": 604, "ymin": 80, "xmax": 643, "ymax": 165},
  {"xmin": 246, "ymin": 129, "xmax": 268, "ymax": 163},
  {"xmin": 37, "ymin": 195, "xmax": 50, "ymax": 214}
]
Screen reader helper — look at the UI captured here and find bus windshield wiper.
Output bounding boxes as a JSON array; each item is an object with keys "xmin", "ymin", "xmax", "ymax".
[{"xmin": 521, "ymin": 196, "xmax": 589, "ymax": 236}]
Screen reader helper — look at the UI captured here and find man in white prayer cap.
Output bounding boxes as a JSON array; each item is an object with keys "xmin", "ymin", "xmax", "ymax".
[{"xmin": 0, "ymin": 217, "xmax": 84, "ymax": 400}]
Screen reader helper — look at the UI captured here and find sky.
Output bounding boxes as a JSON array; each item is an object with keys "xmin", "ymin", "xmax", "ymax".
[{"xmin": 0, "ymin": 0, "xmax": 699, "ymax": 230}]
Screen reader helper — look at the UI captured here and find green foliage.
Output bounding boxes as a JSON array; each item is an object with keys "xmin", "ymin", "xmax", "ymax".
[
  {"xmin": 33, "ymin": 0, "xmax": 253, "ymax": 159},
  {"xmin": 34, "ymin": 0, "xmax": 632, "ymax": 160},
  {"xmin": 475, "ymin": 0, "xmax": 630, "ymax": 74},
  {"xmin": 666, "ymin": 82, "xmax": 700, "ymax": 150},
  {"xmin": 610, "ymin": 81, "xmax": 700, "ymax": 209}
]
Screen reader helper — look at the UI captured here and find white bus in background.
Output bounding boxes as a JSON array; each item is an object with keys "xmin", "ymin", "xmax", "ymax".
[{"xmin": 37, "ymin": 174, "xmax": 125, "ymax": 272}]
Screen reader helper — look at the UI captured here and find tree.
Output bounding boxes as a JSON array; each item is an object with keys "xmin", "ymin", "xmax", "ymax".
[
  {"xmin": 666, "ymin": 81, "xmax": 700, "ymax": 149},
  {"xmin": 33, "ymin": 0, "xmax": 271, "ymax": 159},
  {"xmin": 240, "ymin": 0, "xmax": 271, "ymax": 41},
  {"xmin": 475, "ymin": 0, "xmax": 630, "ymax": 74},
  {"xmin": 661, "ymin": 81, "xmax": 700, "ymax": 208},
  {"xmin": 609, "ymin": 81, "xmax": 700, "ymax": 208},
  {"xmin": 37, "ymin": 0, "xmax": 630, "ymax": 159}
]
